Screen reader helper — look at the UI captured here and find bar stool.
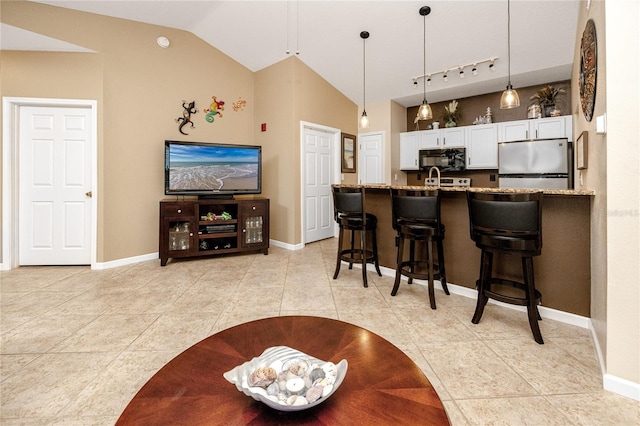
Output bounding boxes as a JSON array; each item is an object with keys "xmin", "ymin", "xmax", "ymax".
[
  {"xmin": 390, "ymin": 187, "xmax": 450, "ymax": 309},
  {"xmin": 466, "ymin": 191, "xmax": 544, "ymax": 344},
  {"xmin": 332, "ymin": 185, "xmax": 382, "ymax": 288}
]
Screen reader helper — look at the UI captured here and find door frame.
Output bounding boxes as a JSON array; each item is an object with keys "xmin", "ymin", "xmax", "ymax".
[
  {"xmin": 299, "ymin": 121, "xmax": 341, "ymax": 245},
  {"xmin": 2, "ymin": 97, "xmax": 98, "ymax": 270}
]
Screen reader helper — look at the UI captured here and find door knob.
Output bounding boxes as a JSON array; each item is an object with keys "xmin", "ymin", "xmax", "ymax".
[{"xmin": 85, "ymin": 191, "xmax": 93, "ymax": 198}]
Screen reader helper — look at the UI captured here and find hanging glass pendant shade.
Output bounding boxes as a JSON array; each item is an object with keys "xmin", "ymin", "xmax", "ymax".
[
  {"xmin": 500, "ymin": 85, "xmax": 520, "ymax": 109},
  {"xmin": 417, "ymin": 99, "xmax": 433, "ymax": 120},
  {"xmin": 360, "ymin": 110, "xmax": 369, "ymax": 129}
]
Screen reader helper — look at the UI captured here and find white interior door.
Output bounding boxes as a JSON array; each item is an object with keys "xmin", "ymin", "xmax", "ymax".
[
  {"xmin": 19, "ymin": 106, "xmax": 93, "ymax": 265},
  {"xmin": 304, "ymin": 128, "xmax": 334, "ymax": 243},
  {"xmin": 358, "ymin": 132, "xmax": 384, "ymax": 184}
]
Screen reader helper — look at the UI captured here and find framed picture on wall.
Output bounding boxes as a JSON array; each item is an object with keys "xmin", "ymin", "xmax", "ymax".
[
  {"xmin": 341, "ymin": 133, "xmax": 356, "ymax": 173},
  {"xmin": 576, "ymin": 131, "xmax": 588, "ymax": 170}
]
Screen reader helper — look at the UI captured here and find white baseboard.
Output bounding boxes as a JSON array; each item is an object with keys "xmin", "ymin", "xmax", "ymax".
[
  {"xmin": 269, "ymin": 239, "xmax": 304, "ymax": 251},
  {"xmin": 603, "ymin": 374, "xmax": 640, "ymax": 401},
  {"xmin": 92, "ymin": 252, "xmax": 158, "ymax": 270},
  {"xmin": 375, "ymin": 263, "xmax": 590, "ymax": 328}
]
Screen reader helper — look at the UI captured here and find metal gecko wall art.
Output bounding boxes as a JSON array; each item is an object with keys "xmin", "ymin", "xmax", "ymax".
[
  {"xmin": 204, "ymin": 96, "xmax": 225, "ymax": 123},
  {"xmin": 176, "ymin": 100, "xmax": 197, "ymax": 135}
]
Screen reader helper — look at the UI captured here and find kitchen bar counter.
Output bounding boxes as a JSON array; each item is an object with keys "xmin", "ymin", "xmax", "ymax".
[
  {"xmin": 340, "ymin": 183, "xmax": 595, "ymax": 196},
  {"xmin": 335, "ymin": 184, "xmax": 592, "ymax": 316}
]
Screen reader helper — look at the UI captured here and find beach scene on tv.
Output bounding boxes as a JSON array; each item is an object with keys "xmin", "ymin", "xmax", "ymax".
[{"xmin": 169, "ymin": 144, "xmax": 259, "ymax": 191}]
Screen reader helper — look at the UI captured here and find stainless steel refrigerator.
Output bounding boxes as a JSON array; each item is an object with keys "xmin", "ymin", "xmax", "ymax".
[{"xmin": 498, "ymin": 138, "xmax": 572, "ymax": 189}]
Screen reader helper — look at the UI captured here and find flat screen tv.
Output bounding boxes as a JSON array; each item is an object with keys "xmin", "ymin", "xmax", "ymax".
[{"xmin": 164, "ymin": 140, "xmax": 262, "ymax": 197}]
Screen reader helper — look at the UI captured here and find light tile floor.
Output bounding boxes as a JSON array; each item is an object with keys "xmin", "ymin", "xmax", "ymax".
[{"xmin": 1, "ymin": 239, "xmax": 638, "ymax": 425}]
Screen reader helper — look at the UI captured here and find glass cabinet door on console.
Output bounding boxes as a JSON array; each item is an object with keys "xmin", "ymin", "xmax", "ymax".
[
  {"xmin": 159, "ymin": 202, "xmax": 197, "ymax": 266},
  {"xmin": 239, "ymin": 201, "xmax": 269, "ymax": 252}
]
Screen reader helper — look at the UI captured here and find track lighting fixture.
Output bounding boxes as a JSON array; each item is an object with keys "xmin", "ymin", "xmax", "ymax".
[{"xmin": 412, "ymin": 57, "xmax": 497, "ymax": 85}]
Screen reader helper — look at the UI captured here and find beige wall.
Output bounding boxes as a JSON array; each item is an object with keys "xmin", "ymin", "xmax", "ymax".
[
  {"xmin": 1, "ymin": 1, "xmax": 255, "ymax": 262},
  {"xmin": 255, "ymin": 57, "xmax": 357, "ymax": 245},
  {"xmin": 573, "ymin": 0, "xmax": 639, "ymax": 390},
  {"xmin": 602, "ymin": 1, "xmax": 639, "ymax": 387}
]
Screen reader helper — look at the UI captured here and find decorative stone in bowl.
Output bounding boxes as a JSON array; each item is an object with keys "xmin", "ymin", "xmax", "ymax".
[{"xmin": 223, "ymin": 346, "xmax": 348, "ymax": 412}]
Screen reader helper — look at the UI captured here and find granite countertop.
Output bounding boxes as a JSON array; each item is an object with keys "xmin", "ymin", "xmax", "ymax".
[{"xmin": 335, "ymin": 184, "xmax": 594, "ymax": 196}]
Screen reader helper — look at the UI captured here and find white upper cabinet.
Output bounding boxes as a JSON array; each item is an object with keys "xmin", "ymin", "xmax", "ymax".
[
  {"xmin": 466, "ymin": 124, "xmax": 498, "ymax": 169},
  {"xmin": 418, "ymin": 129, "xmax": 440, "ymax": 149},
  {"xmin": 498, "ymin": 116, "xmax": 573, "ymax": 142},
  {"xmin": 417, "ymin": 128, "xmax": 465, "ymax": 149},
  {"xmin": 399, "ymin": 132, "xmax": 419, "ymax": 170},
  {"xmin": 441, "ymin": 127, "xmax": 465, "ymax": 148}
]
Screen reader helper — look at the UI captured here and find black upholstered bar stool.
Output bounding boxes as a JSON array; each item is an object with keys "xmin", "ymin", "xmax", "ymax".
[
  {"xmin": 332, "ymin": 185, "xmax": 382, "ymax": 288},
  {"xmin": 466, "ymin": 191, "xmax": 544, "ymax": 344},
  {"xmin": 390, "ymin": 187, "xmax": 450, "ymax": 309}
]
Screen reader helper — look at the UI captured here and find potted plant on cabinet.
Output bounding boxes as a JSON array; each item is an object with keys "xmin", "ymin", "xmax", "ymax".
[
  {"xmin": 530, "ymin": 84, "xmax": 565, "ymax": 117},
  {"xmin": 442, "ymin": 100, "xmax": 461, "ymax": 127}
]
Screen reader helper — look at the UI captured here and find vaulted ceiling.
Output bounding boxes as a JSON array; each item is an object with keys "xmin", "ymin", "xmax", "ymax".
[{"xmin": 2, "ymin": 1, "xmax": 580, "ymax": 107}]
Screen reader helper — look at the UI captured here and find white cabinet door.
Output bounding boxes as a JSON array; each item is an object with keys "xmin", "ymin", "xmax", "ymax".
[
  {"xmin": 533, "ymin": 116, "xmax": 570, "ymax": 140},
  {"xmin": 441, "ymin": 127, "xmax": 465, "ymax": 148},
  {"xmin": 499, "ymin": 117, "xmax": 573, "ymax": 142},
  {"xmin": 499, "ymin": 120, "xmax": 530, "ymax": 142},
  {"xmin": 399, "ymin": 132, "xmax": 419, "ymax": 170},
  {"xmin": 467, "ymin": 124, "xmax": 498, "ymax": 169},
  {"xmin": 419, "ymin": 129, "xmax": 440, "ymax": 149}
]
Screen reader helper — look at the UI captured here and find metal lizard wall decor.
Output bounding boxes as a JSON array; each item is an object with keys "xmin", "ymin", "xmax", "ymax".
[{"xmin": 176, "ymin": 100, "xmax": 197, "ymax": 135}]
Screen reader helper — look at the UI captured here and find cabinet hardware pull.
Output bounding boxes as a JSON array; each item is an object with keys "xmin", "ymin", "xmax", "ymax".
[{"xmin": 177, "ymin": 209, "xmax": 182, "ymax": 213}]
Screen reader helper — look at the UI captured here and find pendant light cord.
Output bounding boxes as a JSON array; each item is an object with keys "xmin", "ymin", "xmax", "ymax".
[
  {"xmin": 423, "ymin": 12, "xmax": 426, "ymax": 102},
  {"xmin": 507, "ymin": 0, "xmax": 512, "ymax": 87},
  {"xmin": 363, "ymin": 34, "xmax": 366, "ymax": 113}
]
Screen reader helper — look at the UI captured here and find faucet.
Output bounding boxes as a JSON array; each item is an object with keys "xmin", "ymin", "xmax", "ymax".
[{"xmin": 427, "ymin": 166, "xmax": 441, "ymax": 188}]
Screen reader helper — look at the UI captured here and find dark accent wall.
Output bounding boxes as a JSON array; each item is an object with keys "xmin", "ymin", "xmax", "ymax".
[{"xmin": 406, "ymin": 80, "xmax": 571, "ymax": 132}]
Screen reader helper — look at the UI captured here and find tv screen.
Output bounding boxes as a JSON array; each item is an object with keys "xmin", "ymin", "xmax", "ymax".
[{"xmin": 165, "ymin": 140, "xmax": 262, "ymax": 197}]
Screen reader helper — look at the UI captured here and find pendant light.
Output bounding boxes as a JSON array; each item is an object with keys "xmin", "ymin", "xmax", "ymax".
[
  {"xmin": 360, "ymin": 31, "xmax": 370, "ymax": 129},
  {"xmin": 500, "ymin": 0, "xmax": 520, "ymax": 109},
  {"xmin": 416, "ymin": 6, "xmax": 433, "ymax": 121}
]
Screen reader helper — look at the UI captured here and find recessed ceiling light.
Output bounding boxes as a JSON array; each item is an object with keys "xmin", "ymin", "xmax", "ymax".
[{"xmin": 157, "ymin": 36, "xmax": 170, "ymax": 48}]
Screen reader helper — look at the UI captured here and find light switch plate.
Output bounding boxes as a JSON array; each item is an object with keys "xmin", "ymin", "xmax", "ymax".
[{"xmin": 596, "ymin": 113, "xmax": 607, "ymax": 134}]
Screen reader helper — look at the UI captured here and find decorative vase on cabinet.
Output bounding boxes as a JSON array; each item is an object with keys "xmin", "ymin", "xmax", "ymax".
[{"xmin": 445, "ymin": 119, "xmax": 457, "ymax": 128}]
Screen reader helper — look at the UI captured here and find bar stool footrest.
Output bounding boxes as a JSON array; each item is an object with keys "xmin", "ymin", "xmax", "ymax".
[
  {"xmin": 483, "ymin": 278, "xmax": 542, "ymax": 306},
  {"xmin": 399, "ymin": 260, "xmax": 443, "ymax": 282},
  {"xmin": 339, "ymin": 249, "xmax": 377, "ymax": 265}
]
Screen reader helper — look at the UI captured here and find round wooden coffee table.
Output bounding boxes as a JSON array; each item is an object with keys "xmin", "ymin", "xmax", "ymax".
[{"xmin": 116, "ymin": 316, "xmax": 449, "ymax": 425}]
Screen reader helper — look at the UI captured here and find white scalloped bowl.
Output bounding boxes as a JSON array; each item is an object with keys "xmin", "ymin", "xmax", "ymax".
[{"xmin": 223, "ymin": 346, "xmax": 348, "ymax": 412}]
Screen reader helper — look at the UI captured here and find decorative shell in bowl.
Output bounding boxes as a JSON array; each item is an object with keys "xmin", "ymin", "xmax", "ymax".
[{"xmin": 223, "ymin": 346, "xmax": 348, "ymax": 412}]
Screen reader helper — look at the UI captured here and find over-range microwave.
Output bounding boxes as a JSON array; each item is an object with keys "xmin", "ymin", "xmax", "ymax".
[{"xmin": 419, "ymin": 148, "xmax": 466, "ymax": 172}]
